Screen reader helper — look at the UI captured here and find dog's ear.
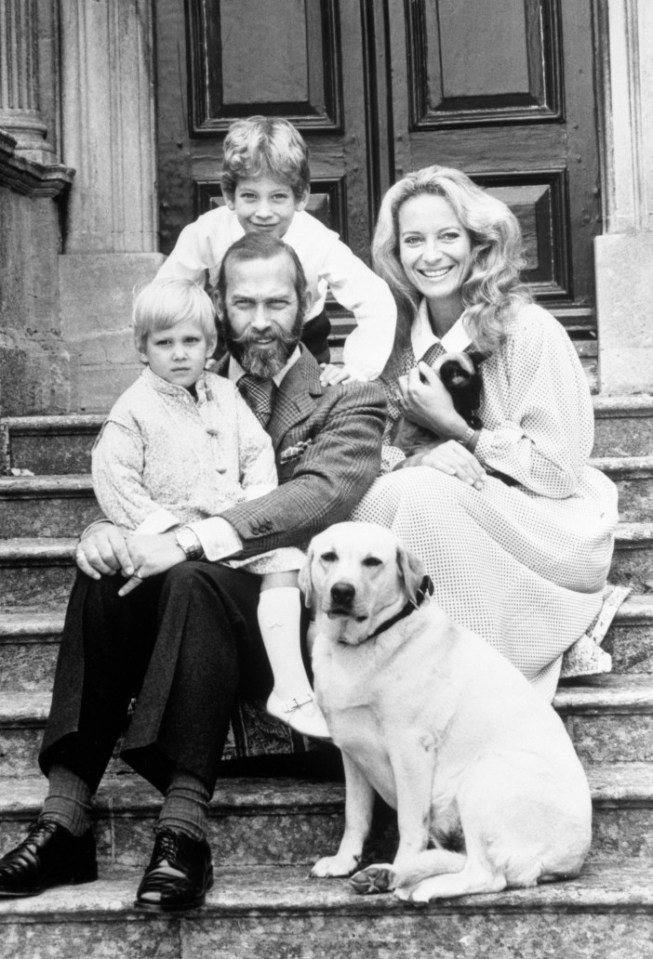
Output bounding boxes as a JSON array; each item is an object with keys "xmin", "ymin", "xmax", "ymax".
[
  {"xmin": 396, "ymin": 544, "xmax": 426, "ymax": 604},
  {"xmin": 298, "ymin": 546, "xmax": 314, "ymax": 608}
]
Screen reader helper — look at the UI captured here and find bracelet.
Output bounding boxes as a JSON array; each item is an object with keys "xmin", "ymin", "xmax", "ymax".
[{"xmin": 456, "ymin": 426, "xmax": 477, "ymax": 450}]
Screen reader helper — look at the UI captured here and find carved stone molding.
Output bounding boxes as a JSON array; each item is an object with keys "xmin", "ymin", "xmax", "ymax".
[
  {"xmin": 0, "ymin": 0, "xmax": 55, "ymax": 162},
  {"xmin": 595, "ymin": 0, "xmax": 653, "ymax": 392},
  {"xmin": 59, "ymin": 0, "xmax": 158, "ymax": 253},
  {"xmin": 597, "ymin": 0, "xmax": 653, "ymax": 234},
  {"xmin": 0, "ymin": 130, "xmax": 73, "ymax": 197}
]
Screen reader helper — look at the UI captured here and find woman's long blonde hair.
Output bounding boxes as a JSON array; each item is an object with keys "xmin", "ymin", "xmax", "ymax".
[{"xmin": 372, "ymin": 166, "xmax": 531, "ymax": 353}]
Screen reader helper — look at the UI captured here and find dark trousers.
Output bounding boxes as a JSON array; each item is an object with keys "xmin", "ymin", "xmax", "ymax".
[{"xmin": 39, "ymin": 562, "xmax": 271, "ymax": 795}]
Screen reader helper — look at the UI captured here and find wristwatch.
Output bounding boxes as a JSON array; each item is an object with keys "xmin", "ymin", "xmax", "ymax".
[
  {"xmin": 174, "ymin": 526, "xmax": 204, "ymax": 560},
  {"xmin": 457, "ymin": 426, "xmax": 477, "ymax": 450}
]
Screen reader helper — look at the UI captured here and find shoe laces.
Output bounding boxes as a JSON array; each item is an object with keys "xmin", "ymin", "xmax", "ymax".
[{"xmin": 152, "ymin": 830, "xmax": 180, "ymax": 869}]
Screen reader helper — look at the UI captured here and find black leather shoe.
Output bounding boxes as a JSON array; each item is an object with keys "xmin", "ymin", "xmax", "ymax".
[
  {"xmin": 0, "ymin": 819, "xmax": 97, "ymax": 897},
  {"xmin": 135, "ymin": 829, "xmax": 213, "ymax": 911}
]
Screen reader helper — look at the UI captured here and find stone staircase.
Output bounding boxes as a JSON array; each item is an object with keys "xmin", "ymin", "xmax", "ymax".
[{"xmin": 0, "ymin": 397, "xmax": 653, "ymax": 958}]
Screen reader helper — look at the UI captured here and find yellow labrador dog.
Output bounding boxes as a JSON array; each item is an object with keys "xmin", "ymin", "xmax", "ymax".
[{"xmin": 301, "ymin": 521, "xmax": 592, "ymax": 904}]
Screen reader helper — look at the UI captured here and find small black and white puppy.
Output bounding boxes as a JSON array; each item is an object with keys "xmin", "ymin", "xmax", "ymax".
[{"xmin": 389, "ymin": 351, "xmax": 484, "ymax": 459}]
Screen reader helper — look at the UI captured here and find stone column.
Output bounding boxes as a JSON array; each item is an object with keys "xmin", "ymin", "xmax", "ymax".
[
  {"xmin": 58, "ymin": 0, "xmax": 164, "ymax": 411},
  {"xmin": 595, "ymin": 0, "xmax": 653, "ymax": 393},
  {"xmin": 0, "ymin": 0, "xmax": 55, "ymax": 162}
]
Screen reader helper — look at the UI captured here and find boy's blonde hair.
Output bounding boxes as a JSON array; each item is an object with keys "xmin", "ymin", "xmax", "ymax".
[
  {"xmin": 221, "ymin": 116, "xmax": 310, "ymax": 202},
  {"xmin": 132, "ymin": 278, "xmax": 217, "ymax": 353}
]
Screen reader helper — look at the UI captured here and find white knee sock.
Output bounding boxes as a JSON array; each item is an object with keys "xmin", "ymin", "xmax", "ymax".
[{"xmin": 257, "ymin": 586, "xmax": 313, "ymax": 702}]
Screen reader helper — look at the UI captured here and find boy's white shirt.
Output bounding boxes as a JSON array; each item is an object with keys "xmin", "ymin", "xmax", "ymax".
[{"xmin": 157, "ymin": 206, "xmax": 397, "ymax": 380}]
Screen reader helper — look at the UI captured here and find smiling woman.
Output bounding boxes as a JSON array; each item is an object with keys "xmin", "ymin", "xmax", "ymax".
[{"xmin": 351, "ymin": 165, "xmax": 619, "ymax": 699}]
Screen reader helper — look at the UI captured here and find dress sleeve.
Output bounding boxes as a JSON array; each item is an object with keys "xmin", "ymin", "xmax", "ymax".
[
  {"xmin": 473, "ymin": 308, "xmax": 594, "ymax": 497},
  {"xmin": 91, "ymin": 421, "xmax": 181, "ymax": 531},
  {"xmin": 319, "ymin": 239, "xmax": 397, "ymax": 381}
]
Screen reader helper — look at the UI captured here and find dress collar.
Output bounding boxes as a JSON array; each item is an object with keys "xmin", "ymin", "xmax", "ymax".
[{"xmin": 411, "ymin": 299, "xmax": 473, "ymax": 359}]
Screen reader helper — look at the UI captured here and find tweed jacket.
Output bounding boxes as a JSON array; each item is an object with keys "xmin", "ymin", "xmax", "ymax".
[{"xmin": 207, "ymin": 347, "xmax": 387, "ymax": 557}]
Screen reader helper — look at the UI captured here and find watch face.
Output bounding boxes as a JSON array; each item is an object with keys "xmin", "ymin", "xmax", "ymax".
[{"xmin": 176, "ymin": 528, "xmax": 201, "ymax": 558}]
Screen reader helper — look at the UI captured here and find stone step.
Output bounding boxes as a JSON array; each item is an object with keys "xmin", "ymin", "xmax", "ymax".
[
  {"xmin": 0, "ymin": 860, "xmax": 652, "ymax": 959},
  {"xmin": 1, "ymin": 523, "xmax": 653, "ymax": 606},
  {"xmin": 0, "ymin": 762, "xmax": 650, "ymax": 871},
  {"xmin": 2, "ymin": 394, "xmax": 653, "ymax": 476},
  {"xmin": 1, "ymin": 414, "xmax": 103, "ymax": 475},
  {"xmin": 611, "ymin": 522, "xmax": 653, "ymax": 592},
  {"xmin": 1, "ymin": 677, "xmax": 652, "ymax": 779},
  {"xmin": 1, "ymin": 593, "xmax": 651, "ymax": 694},
  {"xmin": 0, "ymin": 475, "xmax": 98, "ymax": 537},
  {"xmin": 592, "ymin": 455, "xmax": 653, "ymax": 523},
  {"xmin": 593, "ymin": 393, "xmax": 653, "ymax": 457},
  {"xmin": 0, "ymin": 454, "xmax": 650, "ymax": 534},
  {"xmin": 0, "ymin": 539, "xmax": 76, "ymax": 606},
  {"xmin": 3, "ymin": 453, "xmax": 652, "ymax": 536}
]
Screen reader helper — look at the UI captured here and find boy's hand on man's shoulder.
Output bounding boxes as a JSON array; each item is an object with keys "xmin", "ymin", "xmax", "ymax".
[{"xmin": 319, "ymin": 363, "xmax": 368, "ymax": 387}]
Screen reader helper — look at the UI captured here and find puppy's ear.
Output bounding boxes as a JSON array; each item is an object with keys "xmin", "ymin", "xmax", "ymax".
[
  {"xmin": 396, "ymin": 545, "xmax": 426, "ymax": 605},
  {"xmin": 298, "ymin": 546, "xmax": 314, "ymax": 608}
]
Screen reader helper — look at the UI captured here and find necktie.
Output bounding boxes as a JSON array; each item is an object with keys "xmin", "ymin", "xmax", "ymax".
[{"xmin": 237, "ymin": 374, "xmax": 276, "ymax": 428}]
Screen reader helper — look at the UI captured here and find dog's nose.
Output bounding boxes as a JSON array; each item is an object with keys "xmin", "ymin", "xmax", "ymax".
[{"xmin": 330, "ymin": 581, "xmax": 356, "ymax": 607}]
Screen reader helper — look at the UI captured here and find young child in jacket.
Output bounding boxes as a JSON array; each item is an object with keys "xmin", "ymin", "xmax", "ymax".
[
  {"xmin": 91, "ymin": 277, "xmax": 329, "ymax": 741},
  {"xmin": 156, "ymin": 115, "xmax": 397, "ymax": 384}
]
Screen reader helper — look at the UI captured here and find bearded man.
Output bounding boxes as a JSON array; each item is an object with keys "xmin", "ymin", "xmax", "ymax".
[{"xmin": 0, "ymin": 234, "xmax": 386, "ymax": 911}]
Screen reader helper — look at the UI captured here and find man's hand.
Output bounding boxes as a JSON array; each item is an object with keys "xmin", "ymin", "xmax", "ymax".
[
  {"xmin": 118, "ymin": 533, "xmax": 186, "ymax": 597},
  {"xmin": 77, "ymin": 523, "xmax": 135, "ymax": 579}
]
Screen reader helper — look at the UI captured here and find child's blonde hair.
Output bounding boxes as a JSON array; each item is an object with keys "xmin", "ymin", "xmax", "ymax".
[
  {"xmin": 221, "ymin": 116, "xmax": 310, "ymax": 202},
  {"xmin": 132, "ymin": 278, "xmax": 217, "ymax": 353}
]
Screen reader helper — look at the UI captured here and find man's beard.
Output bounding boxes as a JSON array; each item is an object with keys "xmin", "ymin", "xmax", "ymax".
[{"xmin": 223, "ymin": 313, "xmax": 303, "ymax": 378}]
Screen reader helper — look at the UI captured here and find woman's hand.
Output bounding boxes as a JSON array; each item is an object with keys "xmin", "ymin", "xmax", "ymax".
[
  {"xmin": 422, "ymin": 441, "xmax": 486, "ymax": 489},
  {"xmin": 117, "ymin": 533, "xmax": 186, "ymax": 597},
  {"xmin": 397, "ymin": 441, "xmax": 486, "ymax": 490},
  {"xmin": 398, "ymin": 362, "xmax": 466, "ymax": 436}
]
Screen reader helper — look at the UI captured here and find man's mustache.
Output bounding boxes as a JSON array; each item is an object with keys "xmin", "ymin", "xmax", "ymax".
[{"xmin": 224, "ymin": 319, "xmax": 299, "ymax": 349}]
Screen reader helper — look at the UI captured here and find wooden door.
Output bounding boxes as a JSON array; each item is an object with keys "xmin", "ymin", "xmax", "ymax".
[
  {"xmin": 380, "ymin": 0, "xmax": 601, "ymax": 341},
  {"xmin": 155, "ymin": 0, "xmax": 601, "ymax": 348},
  {"xmin": 155, "ymin": 0, "xmax": 380, "ymax": 266}
]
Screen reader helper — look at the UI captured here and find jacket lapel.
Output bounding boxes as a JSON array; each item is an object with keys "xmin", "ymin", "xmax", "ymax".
[
  {"xmin": 268, "ymin": 349, "xmax": 323, "ymax": 451},
  {"xmin": 215, "ymin": 348, "xmax": 324, "ymax": 452}
]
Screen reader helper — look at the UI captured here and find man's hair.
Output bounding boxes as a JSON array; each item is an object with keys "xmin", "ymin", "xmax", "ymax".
[
  {"xmin": 132, "ymin": 278, "xmax": 217, "ymax": 353},
  {"xmin": 221, "ymin": 116, "xmax": 310, "ymax": 202},
  {"xmin": 215, "ymin": 233, "xmax": 309, "ymax": 318}
]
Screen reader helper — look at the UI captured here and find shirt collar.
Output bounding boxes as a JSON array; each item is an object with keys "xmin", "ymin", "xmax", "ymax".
[
  {"xmin": 411, "ymin": 298, "xmax": 473, "ymax": 359},
  {"xmin": 227, "ymin": 345, "xmax": 301, "ymax": 387},
  {"xmin": 142, "ymin": 365, "xmax": 206, "ymax": 400}
]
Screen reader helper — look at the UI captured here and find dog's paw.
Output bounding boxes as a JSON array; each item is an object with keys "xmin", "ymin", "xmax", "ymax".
[
  {"xmin": 394, "ymin": 883, "xmax": 430, "ymax": 907},
  {"xmin": 310, "ymin": 855, "xmax": 358, "ymax": 879},
  {"xmin": 350, "ymin": 864, "xmax": 395, "ymax": 895}
]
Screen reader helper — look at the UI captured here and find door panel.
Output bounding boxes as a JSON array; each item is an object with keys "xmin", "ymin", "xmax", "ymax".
[
  {"xmin": 388, "ymin": 0, "xmax": 600, "ymax": 336},
  {"xmin": 155, "ymin": 0, "xmax": 375, "ymax": 267},
  {"xmin": 155, "ymin": 0, "xmax": 601, "ymax": 342}
]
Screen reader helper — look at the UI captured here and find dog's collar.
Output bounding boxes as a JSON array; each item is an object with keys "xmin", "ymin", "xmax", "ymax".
[{"xmin": 365, "ymin": 575, "xmax": 434, "ymax": 642}]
